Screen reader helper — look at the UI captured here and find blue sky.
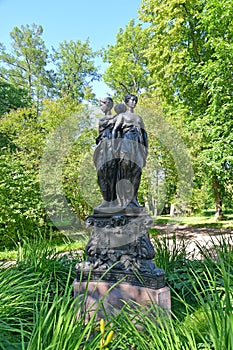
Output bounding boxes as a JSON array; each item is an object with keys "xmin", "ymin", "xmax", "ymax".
[{"xmin": 0, "ymin": 0, "xmax": 142, "ymax": 97}]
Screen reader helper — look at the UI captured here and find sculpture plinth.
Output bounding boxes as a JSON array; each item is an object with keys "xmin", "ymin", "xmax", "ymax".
[{"xmin": 75, "ymin": 211, "xmax": 165, "ymax": 289}]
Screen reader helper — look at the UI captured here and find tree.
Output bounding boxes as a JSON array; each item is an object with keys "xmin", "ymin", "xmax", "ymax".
[
  {"xmin": 0, "ymin": 24, "xmax": 53, "ymax": 104},
  {"xmin": 139, "ymin": 0, "xmax": 233, "ymax": 218},
  {"xmin": 0, "ymin": 97, "xmax": 97, "ymax": 240},
  {"xmin": 52, "ymin": 39, "xmax": 100, "ymax": 102},
  {"xmin": 0, "ymin": 106, "xmax": 46, "ymax": 243},
  {"xmin": 0, "ymin": 81, "xmax": 30, "ymax": 117},
  {"xmin": 136, "ymin": 98, "xmax": 193, "ymax": 216},
  {"xmin": 103, "ymin": 19, "xmax": 152, "ymax": 99}
]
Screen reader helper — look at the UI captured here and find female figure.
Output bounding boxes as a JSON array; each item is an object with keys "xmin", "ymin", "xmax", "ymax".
[
  {"xmin": 112, "ymin": 94, "xmax": 148, "ymax": 208},
  {"xmin": 94, "ymin": 97, "xmax": 117, "ymax": 207},
  {"xmin": 96, "ymin": 97, "xmax": 116, "ymax": 144}
]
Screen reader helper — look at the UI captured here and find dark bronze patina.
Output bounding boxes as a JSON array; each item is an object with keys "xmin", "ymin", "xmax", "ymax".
[{"xmin": 76, "ymin": 94, "xmax": 165, "ymax": 289}]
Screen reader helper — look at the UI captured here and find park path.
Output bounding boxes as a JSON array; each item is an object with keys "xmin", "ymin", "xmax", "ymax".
[{"xmin": 152, "ymin": 223, "xmax": 233, "ymax": 259}]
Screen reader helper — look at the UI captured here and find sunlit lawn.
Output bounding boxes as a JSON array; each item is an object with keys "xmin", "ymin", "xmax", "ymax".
[{"xmin": 154, "ymin": 209, "xmax": 233, "ymax": 229}]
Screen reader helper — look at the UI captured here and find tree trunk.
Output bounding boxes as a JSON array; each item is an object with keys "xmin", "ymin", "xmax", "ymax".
[{"xmin": 212, "ymin": 177, "xmax": 225, "ymax": 220}]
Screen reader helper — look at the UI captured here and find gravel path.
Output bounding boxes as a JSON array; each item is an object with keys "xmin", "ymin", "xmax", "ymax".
[{"xmin": 152, "ymin": 223, "xmax": 233, "ymax": 259}]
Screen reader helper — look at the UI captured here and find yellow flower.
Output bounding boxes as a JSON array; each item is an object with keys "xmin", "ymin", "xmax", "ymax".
[
  {"xmin": 100, "ymin": 319, "xmax": 105, "ymax": 335},
  {"xmin": 105, "ymin": 330, "xmax": 114, "ymax": 346}
]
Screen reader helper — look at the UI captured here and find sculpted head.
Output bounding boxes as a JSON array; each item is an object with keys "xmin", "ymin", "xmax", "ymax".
[
  {"xmin": 114, "ymin": 103, "xmax": 127, "ymax": 115},
  {"xmin": 124, "ymin": 94, "xmax": 138, "ymax": 105},
  {"xmin": 99, "ymin": 97, "xmax": 114, "ymax": 115}
]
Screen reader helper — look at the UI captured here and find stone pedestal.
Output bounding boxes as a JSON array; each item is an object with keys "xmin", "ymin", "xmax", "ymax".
[
  {"xmin": 74, "ymin": 279, "xmax": 171, "ymax": 320},
  {"xmin": 76, "ymin": 212, "xmax": 165, "ymax": 283},
  {"xmin": 74, "ymin": 211, "xmax": 169, "ymax": 321}
]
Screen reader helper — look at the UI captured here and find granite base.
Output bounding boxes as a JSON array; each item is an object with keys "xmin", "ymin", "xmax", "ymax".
[{"xmin": 74, "ymin": 279, "xmax": 171, "ymax": 321}]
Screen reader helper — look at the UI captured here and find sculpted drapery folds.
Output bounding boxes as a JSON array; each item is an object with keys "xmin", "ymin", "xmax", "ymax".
[{"xmin": 94, "ymin": 94, "xmax": 148, "ymax": 211}]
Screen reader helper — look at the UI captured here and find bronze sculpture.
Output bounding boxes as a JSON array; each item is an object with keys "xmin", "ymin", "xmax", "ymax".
[
  {"xmin": 94, "ymin": 94, "xmax": 148, "ymax": 211},
  {"xmin": 76, "ymin": 94, "xmax": 165, "ymax": 289}
]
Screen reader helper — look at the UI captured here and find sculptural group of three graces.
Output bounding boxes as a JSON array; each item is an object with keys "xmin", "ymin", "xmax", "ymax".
[{"xmin": 94, "ymin": 94, "xmax": 148, "ymax": 212}]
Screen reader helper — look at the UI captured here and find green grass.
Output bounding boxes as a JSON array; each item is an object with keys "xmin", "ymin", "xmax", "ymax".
[
  {"xmin": 0, "ymin": 249, "xmax": 18, "ymax": 261},
  {"xmin": 0, "ymin": 230, "xmax": 88, "ymax": 261},
  {"xmin": 0, "ymin": 233, "xmax": 232, "ymax": 349},
  {"xmin": 154, "ymin": 209, "xmax": 233, "ymax": 229}
]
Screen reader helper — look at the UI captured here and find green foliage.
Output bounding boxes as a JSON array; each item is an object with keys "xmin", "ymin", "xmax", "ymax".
[
  {"xmin": 52, "ymin": 39, "xmax": 100, "ymax": 102},
  {"xmin": 0, "ymin": 98, "xmax": 97, "ymax": 240},
  {"xmin": 103, "ymin": 19, "xmax": 151, "ymax": 99},
  {"xmin": 62, "ymin": 128, "xmax": 100, "ymax": 220},
  {"xmin": 0, "ymin": 153, "xmax": 47, "ymax": 247},
  {"xmin": 0, "ymin": 24, "xmax": 53, "ymax": 103},
  {"xmin": 139, "ymin": 0, "xmax": 233, "ymax": 215},
  {"xmin": 0, "ymin": 106, "xmax": 47, "ymax": 244},
  {"xmin": 0, "ymin": 238, "xmax": 106, "ymax": 350},
  {"xmin": 39, "ymin": 98, "xmax": 97, "ymax": 222},
  {"xmin": 0, "ymin": 234, "xmax": 233, "ymax": 349},
  {"xmin": 137, "ymin": 99, "xmax": 193, "ymax": 215},
  {"xmin": 0, "ymin": 24, "xmax": 100, "ymax": 105},
  {"xmin": 0, "ymin": 81, "xmax": 30, "ymax": 117},
  {"xmin": 152, "ymin": 233, "xmax": 188, "ymax": 274}
]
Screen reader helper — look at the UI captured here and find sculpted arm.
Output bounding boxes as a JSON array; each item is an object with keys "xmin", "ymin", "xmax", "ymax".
[{"xmin": 112, "ymin": 114, "xmax": 123, "ymax": 138}]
